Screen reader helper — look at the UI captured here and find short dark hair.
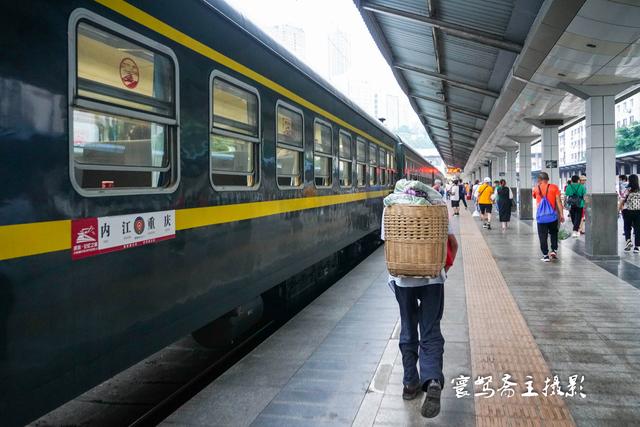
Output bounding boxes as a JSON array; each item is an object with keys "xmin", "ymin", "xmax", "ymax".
[
  {"xmin": 620, "ymin": 174, "xmax": 628, "ymax": 181},
  {"xmin": 538, "ymin": 172, "xmax": 550, "ymax": 181},
  {"xmin": 571, "ymin": 175, "xmax": 580, "ymax": 183}
]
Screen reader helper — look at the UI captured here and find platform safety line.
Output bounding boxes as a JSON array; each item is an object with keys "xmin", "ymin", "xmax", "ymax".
[{"xmin": 459, "ymin": 210, "xmax": 576, "ymax": 426}]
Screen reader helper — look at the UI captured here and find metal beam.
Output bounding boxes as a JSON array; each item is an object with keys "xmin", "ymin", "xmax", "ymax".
[
  {"xmin": 431, "ymin": 130, "xmax": 475, "ymax": 144},
  {"xmin": 419, "ymin": 113, "xmax": 483, "ymax": 134},
  {"xmin": 426, "ymin": 123, "xmax": 480, "ymax": 138},
  {"xmin": 433, "ymin": 136, "xmax": 476, "ymax": 148},
  {"xmin": 412, "ymin": 93, "xmax": 488, "ymax": 120},
  {"xmin": 394, "ymin": 63, "xmax": 500, "ymax": 98},
  {"xmin": 360, "ymin": 2, "xmax": 523, "ymax": 53}
]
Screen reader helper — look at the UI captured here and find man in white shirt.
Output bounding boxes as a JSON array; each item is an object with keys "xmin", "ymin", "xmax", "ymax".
[
  {"xmin": 381, "ymin": 220, "xmax": 458, "ymax": 418},
  {"xmin": 449, "ymin": 179, "xmax": 461, "ymax": 216}
]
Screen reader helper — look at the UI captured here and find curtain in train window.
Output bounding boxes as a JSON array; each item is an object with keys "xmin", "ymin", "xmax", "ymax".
[{"xmin": 72, "ymin": 21, "xmax": 177, "ymax": 192}]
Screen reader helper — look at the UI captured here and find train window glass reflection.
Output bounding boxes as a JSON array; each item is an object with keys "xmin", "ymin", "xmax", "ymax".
[
  {"xmin": 211, "ymin": 74, "xmax": 260, "ymax": 189},
  {"xmin": 369, "ymin": 143, "xmax": 378, "ymax": 186},
  {"xmin": 356, "ymin": 137, "xmax": 367, "ymax": 187},
  {"xmin": 76, "ymin": 23, "xmax": 175, "ymax": 117},
  {"xmin": 71, "ymin": 19, "xmax": 178, "ymax": 193},
  {"xmin": 338, "ymin": 131, "xmax": 353, "ymax": 187},
  {"xmin": 276, "ymin": 103, "xmax": 303, "ymax": 188},
  {"xmin": 213, "ymin": 79, "xmax": 258, "ymax": 137},
  {"xmin": 314, "ymin": 120, "xmax": 332, "ymax": 188}
]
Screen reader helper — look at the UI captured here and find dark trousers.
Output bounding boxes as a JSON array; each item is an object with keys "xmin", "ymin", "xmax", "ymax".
[
  {"xmin": 537, "ymin": 220, "xmax": 559, "ymax": 255},
  {"xmin": 461, "ymin": 197, "xmax": 468, "ymax": 208},
  {"xmin": 624, "ymin": 210, "xmax": 640, "ymax": 246},
  {"xmin": 393, "ymin": 283, "xmax": 445, "ymax": 389},
  {"xmin": 569, "ymin": 206, "xmax": 583, "ymax": 232}
]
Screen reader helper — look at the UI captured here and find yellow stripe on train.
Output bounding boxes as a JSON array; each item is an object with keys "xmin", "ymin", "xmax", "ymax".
[{"xmin": 0, "ymin": 190, "xmax": 389, "ymax": 261}]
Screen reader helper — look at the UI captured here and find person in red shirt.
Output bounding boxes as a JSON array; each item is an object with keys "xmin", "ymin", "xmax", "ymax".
[{"xmin": 532, "ymin": 172, "xmax": 565, "ymax": 261}]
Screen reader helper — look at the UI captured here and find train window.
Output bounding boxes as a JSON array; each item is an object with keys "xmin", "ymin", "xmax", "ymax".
[
  {"xmin": 388, "ymin": 151, "xmax": 395, "ymax": 186},
  {"xmin": 338, "ymin": 131, "xmax": 353, "ymax": 187},
  {"xmin": 369, "ymin": 143, "xmax": 378, "ymax": 186},
  {"xmin": 380, "ymin": 148, "xmax": 387, "ymax": 186},
  {"xmin": 210, "ymin": 72, "xmax": 260, "ymax": 189},
  {"xmin": 356, "ymin": 137, "xmax": 367, "ymax": 187},
  {"xmin": 276, "ymin": 102, "xmax": 304, "ymax": 188},
  {"xmin": 314, "ymin": 119, "xmax": 332, "ymax": 188},
  {"xmin": 70, "ymin": 16, "xmax": 179, "ymax": 195}
]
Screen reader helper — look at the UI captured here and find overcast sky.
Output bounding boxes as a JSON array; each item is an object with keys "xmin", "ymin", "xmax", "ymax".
[{"xmin": 230, "ymin": 0, "xmax": 421, "ymax": 124}]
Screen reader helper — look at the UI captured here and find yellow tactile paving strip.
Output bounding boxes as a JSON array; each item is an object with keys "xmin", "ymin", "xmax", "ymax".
[{"xmin": 459, "ymin": 210, "xmax": 576, "ymax": 426}]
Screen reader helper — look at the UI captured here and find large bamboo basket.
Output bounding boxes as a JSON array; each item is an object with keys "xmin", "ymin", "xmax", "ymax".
[{"xmin": 383, "ymin": 204, "xmax": 449, "ymax": 277}]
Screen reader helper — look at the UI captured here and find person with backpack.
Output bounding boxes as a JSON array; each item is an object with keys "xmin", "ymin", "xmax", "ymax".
[
  {"xmin": 532, "ymin": 172, "xmax": 564, "ymax": 262},
  {"xmin": 459, "ymin": 180, "xmax": 468, "ymax": 210},
  {"xmin": 619, "ymin": 174, "xmax": 640, "ymax": 253},
  {"xmin": 475, "ymin": 177, "xmax": 494, "ymax": 229},
  {"xmin": 564, "ymin": 175, "xmax": 586, "ymax": 238}
]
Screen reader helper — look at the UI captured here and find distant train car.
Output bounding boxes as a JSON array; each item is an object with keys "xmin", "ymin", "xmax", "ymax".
[
  {"xmin": 396, "ymin": 141, "xmax": 444, "ymax": 185},
  {"xmin": 0, "ymin": 0, "xmax": 441, "ymax": 424}
]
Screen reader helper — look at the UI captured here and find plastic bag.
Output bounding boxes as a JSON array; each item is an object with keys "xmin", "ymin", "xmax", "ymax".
[
  {"xmin": 558, "ymin": 223, "xmax": 572, "ymax": 240},
  {"xmin": 383, "ymin": 193, "xmax": 430, "ymax": 207},
  {"xmin": 386, "ymin": 179, "xmax": 445, "ymax": 206}
]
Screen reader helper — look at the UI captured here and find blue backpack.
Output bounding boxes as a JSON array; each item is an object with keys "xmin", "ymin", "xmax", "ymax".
[{"xmin": 536, "ymin": 185, "xmax": 558, "ymax": 224}]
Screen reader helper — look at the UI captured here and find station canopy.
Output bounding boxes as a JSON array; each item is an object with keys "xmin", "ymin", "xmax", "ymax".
[{"xmin": 356, "ymin": 0, "xmax": 640, "ymax": 171}]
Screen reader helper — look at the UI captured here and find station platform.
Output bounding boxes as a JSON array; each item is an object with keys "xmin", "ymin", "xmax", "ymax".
[{"xmin": 161, "ymin": 208, "xmax": 640, "ymax": 427}]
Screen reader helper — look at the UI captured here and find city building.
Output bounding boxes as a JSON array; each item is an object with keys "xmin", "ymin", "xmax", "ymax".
[
  {"xmin": 268, "ymin": 24, "xmax": 306, "ymax": 61},
  {"xmin": 328, "ymin": 29, "xmax": 350, "ymax": 78}
]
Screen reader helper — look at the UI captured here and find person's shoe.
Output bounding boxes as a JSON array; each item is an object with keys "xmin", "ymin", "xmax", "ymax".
[
  {"xmin": 482, "ymin": 223, "xmax": 488, "ymax": 228},
  {"xmin": 634, "ymin": 247, "xmax": 640, "ymax": 254},
  {"xmin": 421, "ymin": 380, "xmax": 442, "ymax": 418},
  {"xmin": 625, "ymin": 239, "xmax": 633, "ymax": 251},
  {"xmin": 541, "ymin": 255, "xmax": 550, "ymax": 262},
  {"xmin": 573, "ymin": 231, "xmax": 580, "ymax": 238},
  {"xmin": 402, "ymin": 383, "xmax": 420, "ymax": 400},
  {"xmin": 486, "ymin": 223, "xmax": 491, "ymax": 230},
  {"xmin": 549, "ymin": 251, "xmax": 558, "ymax": 260}
]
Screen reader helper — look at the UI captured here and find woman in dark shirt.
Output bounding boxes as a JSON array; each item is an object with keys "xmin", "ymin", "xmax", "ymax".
[{"xmin": 497, "ymin": 179, "xmax": 512, "ymax": 230}]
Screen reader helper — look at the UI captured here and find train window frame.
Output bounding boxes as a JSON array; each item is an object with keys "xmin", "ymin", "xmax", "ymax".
[
  {"xmin": 356, "ymin": 137, "xmax": 367, "ymax": 188},
  {"xmin": 380, "ymin": 147, "xmax": 387, "ymax": 186},
  {"xmin": 275, "ymin": 100, "xmax": 304, "ymax": 190},
  {"xmin": 68, "ymin": 9, "xmax": 180, "ymax": 197},
  {"xmin": 338, "ymin": 130, "xmax": 353, "ymax": 188},
  {"xmin": 369, "ymin": 143, "xmax": 378, "ymax": 186},
  {"xmin": 313, "ymin": 118, "xmax": 333, "ymax": 189},
  {"xmin": 209, "ymin": 70, "xmax": 262, "ymax": 192}
]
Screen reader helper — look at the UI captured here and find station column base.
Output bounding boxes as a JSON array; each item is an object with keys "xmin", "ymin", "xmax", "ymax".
[
  {"xmin": 519, "ymin": 188, "xmax": 533, "ymax": 220},
  {"xmin": 585, "ymin": 193, "xmax": 619, "ymax": 260}
]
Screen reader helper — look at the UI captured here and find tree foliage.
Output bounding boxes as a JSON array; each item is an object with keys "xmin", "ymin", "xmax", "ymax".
[{"xmin": 616, "ymin": 123, "xmax": 640, "ymax": 154}]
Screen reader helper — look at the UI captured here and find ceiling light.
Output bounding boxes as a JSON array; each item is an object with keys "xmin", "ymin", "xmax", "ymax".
[
  {"xmin": 586, "ymin": 43, "xmax": 596, "ymax": 48},
  {"xmin": 557, "ymin": 73, "xmax": 566, "ymax": 77}
]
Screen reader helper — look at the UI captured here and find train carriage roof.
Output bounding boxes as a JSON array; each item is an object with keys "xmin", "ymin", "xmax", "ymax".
[{"xmin": 202, "ymin": 0, "xmax": 400, "ymax": 146}]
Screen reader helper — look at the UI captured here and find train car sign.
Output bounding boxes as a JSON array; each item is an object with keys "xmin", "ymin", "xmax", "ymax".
[{"xmin": 71, "ymin": 210, "xmax": 175, "ymax": 260}]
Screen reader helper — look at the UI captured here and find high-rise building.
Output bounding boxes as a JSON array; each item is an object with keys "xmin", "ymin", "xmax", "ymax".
[
  {"xmin": 385, "ymin": 94, "xmax": 400, "ymax": 131},
  {"xmin": 268, "ymin": 24, "xmax": 306, "ymax": 60},
  {"xmin": 328, "ymin": 29, "xmax": 351, "ymax": 78}
]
